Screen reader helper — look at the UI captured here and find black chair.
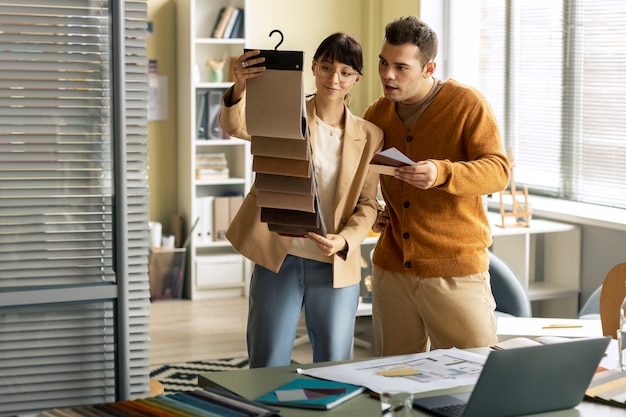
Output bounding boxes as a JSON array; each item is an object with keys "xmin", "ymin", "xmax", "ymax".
[{"xmin": 489, "ymin": 251, "xmax": 532, "ymax": 317}]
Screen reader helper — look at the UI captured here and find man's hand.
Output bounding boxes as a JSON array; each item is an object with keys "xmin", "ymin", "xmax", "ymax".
[{"xmin": 396, "ymin": 160, "xmax": 437, "ymax": 189}]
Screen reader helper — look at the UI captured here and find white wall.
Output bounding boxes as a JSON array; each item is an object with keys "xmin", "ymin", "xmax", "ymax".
[{"xmin": 247, "ymin": 0, "xmax": 422, "ymax": 116}]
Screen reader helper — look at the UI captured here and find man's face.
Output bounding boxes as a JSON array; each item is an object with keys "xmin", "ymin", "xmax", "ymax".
[{"xmin": 378, "ymin": 41, "xmax": 435, "ymax": 105}]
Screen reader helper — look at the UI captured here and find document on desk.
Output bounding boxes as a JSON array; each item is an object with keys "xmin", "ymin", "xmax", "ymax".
[{"xmin": 298, "ymin": 348, "xmax": 487, "ymax": 395}]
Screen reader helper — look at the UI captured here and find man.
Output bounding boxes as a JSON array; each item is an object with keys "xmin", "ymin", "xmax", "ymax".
[{"xmin": 363, "ymin": 16, "xmax": 510, "ymax": 356}]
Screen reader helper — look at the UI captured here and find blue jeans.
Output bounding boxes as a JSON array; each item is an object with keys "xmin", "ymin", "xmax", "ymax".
[{"xmin": 247, "ymin": 255, "xmax": 360, "ymax": 368}]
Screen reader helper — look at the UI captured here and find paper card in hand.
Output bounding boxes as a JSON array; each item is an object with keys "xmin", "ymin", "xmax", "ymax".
[{"xmin": 370, "ymin": 147, "xmax": 416, "ymax": 176}]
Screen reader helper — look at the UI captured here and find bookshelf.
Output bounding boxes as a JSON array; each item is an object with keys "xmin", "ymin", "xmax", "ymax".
[{"xmin": 177, "ymin": 0, "xmax": 252, "ymax": 299}]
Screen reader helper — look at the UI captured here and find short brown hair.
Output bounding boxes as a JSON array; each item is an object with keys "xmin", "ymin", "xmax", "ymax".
[{"xmin": 385, "ymin": 16, "xmax": 438, "ymax": 67}]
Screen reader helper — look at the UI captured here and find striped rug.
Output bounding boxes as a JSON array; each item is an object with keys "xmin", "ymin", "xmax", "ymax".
[{"xmin": 149, "ymin": 357, "xmax": 249, "ymax": 393}]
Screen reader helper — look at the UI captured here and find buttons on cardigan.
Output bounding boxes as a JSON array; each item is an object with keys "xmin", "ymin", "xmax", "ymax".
[
  {"xmin": 406, "ymin": 135, "xmax": 413, "ymax": 142},
  {"xmin": 404, "ymin": 261, "xmax": 412, "ymax": 268},
  {"xmin": 403, "ymin": 201, "xmax": 410, "ymax": 208},
  {"xmin": 403, "ymin": 232, "xmax": 409, "ymax": 239}
]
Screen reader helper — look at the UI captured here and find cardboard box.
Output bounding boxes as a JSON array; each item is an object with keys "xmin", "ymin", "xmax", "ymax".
[
  {"xmin": 195, "ymin": 254, "xmax": 243, "ymax": 288},
  {"xmin": 149, "ymin": 248, "xmax": 186, "ymax": 300}
]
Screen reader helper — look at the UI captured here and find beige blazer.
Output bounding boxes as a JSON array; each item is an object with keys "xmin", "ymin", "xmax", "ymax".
[{"xmin": 220, "ymin": 91, "xmax": 384, "ymax": 288}]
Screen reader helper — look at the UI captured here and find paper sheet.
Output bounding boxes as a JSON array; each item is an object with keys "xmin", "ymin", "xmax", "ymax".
[{"xmin": 297, "ymin": 348, "xmax": 487, "ymax": 394}]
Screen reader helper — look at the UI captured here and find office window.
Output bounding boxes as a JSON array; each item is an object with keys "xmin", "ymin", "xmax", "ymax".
[
  {"xmin": 479, "ymin": 0, "xmax": 626, "ymax": 208},
  {"xmin": 0, "ymin": 1, "xmax": 150, "ymax": 415}
]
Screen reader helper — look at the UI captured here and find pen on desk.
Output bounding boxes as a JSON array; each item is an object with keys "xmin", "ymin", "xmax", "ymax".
[{"xmin": 542, "ymin": 324, "xmax": 583, "ymax": 329}]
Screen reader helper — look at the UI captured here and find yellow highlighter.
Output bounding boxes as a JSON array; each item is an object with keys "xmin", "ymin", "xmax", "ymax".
[
  {"xmin": 376, "ymin": 368, "xmax": 420, "ymax": 377},
  {"xmin": 542, "ymin": 324, "xmax": 583, "ymax": 329}
]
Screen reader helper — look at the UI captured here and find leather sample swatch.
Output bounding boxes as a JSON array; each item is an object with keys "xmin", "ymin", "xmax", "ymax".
[
  {"xmin": 252, "ymin": 155, "xmax": 312, "ymax": 178},
  {"xmin": 245, "ymin": 49, "xmax": 306, "ymax": 140},
  {"xmin": 255, "ymin": 173, "xmax": 315, "ymax": 195},
  {"xmin": 261, "ymin": 207, "xmax": 322, "ymax": 227},
  {"xmin": 257, "ymin": 190, "xmax": 315, "ymax": 212},
  {"xmin": 243, "ymin": 47, "xmax": 326, "ymax": 236},
  {"xmin": 251, "ymin": 135, "xmax": 310, "ymax": 160}
]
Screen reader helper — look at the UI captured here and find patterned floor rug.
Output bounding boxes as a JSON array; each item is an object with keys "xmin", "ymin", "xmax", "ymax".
[{"xmin": 150, "ymin": 357, "xmax": 249, "ymax": 393}]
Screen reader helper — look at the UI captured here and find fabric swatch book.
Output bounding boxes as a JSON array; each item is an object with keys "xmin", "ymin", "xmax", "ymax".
[{"xmin": 254, "ymin": 377, "xmax": 365, "ymax": 410}]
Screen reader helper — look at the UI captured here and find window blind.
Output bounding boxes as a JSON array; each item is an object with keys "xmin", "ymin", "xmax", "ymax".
[
  {"xmin": 0, "ymin": 0, "xmax": 150, "ymax": 415},
  {"xmin": 479, "ymin": 0, "xmax": 626, "ymax": 209}
]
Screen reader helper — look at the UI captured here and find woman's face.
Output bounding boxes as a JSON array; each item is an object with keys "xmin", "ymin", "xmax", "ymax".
[{"xmin": 311, "ymin": 60, "xmax": 361, "ymax": 102}]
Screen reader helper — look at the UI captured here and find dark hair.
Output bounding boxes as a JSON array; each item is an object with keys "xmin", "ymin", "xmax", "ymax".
[
  {"xmin": 385, "ymin": 16, "xmax": 438, "ymax": 67},
  {"xmin": 313, "ymin": 32, "xmax": 364, "ymax": 75}
]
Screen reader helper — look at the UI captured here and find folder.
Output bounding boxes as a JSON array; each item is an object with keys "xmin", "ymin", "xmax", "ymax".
[
  {"xmin": 213, "ymin": 197, "xmax": 230, "ymax": 241},
  {"xmin": 195, "ymin": 196, "xmax": 214, "ymax": 244},
  {"xmin": 229, "ymin": 195, "xmax": 243, "ymax": 224}
]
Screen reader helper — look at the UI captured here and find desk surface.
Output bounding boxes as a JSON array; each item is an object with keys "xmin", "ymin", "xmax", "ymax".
[
  {"xmin": 497, "ymin": 317, "xmax": 603, "ymax": 340},
  {"xmin": 198, "ymin": 355, "xmax": 624, "ymax": 416}
]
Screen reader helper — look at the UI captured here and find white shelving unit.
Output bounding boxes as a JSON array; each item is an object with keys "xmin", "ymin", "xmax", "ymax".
[
  {"xmin": 361, "ymin": 213, "xmax": 581, "ymax": 318},
  {"xmin": 177, "ymin": 0, "xmax": 252, "ymax": 299},
  {"xmin": 487, "ymin": 212, "xmax": 581, "ymax": 318}
]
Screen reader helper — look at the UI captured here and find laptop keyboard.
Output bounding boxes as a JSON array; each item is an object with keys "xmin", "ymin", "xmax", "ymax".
[{"xmin": 432, "ymin": 403, "xmax": 466, "ymax": 417}]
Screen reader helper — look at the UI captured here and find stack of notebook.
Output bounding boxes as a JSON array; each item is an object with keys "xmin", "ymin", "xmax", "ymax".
[{"xmin": 245, "ymin": 48, "xmax": 326, "ymax": 237}]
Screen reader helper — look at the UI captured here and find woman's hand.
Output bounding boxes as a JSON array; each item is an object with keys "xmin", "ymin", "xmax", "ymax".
[
  {"xmin": 306, "ymin": 232, "xmax": 347, "ymax": 257},
  {"xmin": 231, "ymin": 50, "xmax": 266, "ymax": 102}
]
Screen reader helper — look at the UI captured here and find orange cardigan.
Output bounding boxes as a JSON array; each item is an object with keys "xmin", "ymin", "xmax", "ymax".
[{"xmin": 363, "ymin": 79, "xmax": 510, "ymax": 277}]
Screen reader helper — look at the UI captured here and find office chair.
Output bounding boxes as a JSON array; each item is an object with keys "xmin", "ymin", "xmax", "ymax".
[
  {"xmin": 488, "ymin": 251, "xmax": 532, "ymax": 317},
  {"xmin": 577, "ymin": 285, "xmax": 601, "ymax": 320}
]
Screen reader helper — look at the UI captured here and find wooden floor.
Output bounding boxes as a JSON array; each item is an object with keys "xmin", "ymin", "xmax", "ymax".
[{"xmin": 149, "ymin": 297, "xmax": 376, "ymax": 366}]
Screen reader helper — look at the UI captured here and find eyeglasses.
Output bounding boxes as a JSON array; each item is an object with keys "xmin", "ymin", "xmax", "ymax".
[{"xmin": 315, "ymin": 62, "xmax": 358, "ymax": 83}]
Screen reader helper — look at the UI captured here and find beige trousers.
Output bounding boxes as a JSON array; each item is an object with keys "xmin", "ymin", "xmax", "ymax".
[{"xmin": 371, "ymin": 265, "xmax": 498, "ymax": 356}]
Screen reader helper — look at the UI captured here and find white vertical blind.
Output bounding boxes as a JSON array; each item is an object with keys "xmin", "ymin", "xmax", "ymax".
[
  {"xmin": 479, "ymin": 0, "xmax": 626, "ymax": 208},
  {"xmin": 0, "ymin": 0, "xmax": 150, "ymax": 415}
]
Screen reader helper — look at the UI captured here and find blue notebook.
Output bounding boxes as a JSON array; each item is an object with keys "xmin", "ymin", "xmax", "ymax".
[{"xmin": 255, "ymin": 377, "xmax": 365, "ymax": 410}]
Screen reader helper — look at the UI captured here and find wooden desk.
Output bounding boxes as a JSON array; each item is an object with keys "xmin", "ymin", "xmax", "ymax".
[{"xmin": 198, "ymin": 354, "xmax": 624, "ymax": 416}]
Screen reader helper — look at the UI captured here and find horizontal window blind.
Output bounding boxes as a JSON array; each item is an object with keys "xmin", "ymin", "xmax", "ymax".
[
  {"xmin": 0, "ymin": 0, "xmax": 150, "ymax": 415},
  {"xmin": 479, "ymin": 0, "xmax": 626, "ymax": 209}
]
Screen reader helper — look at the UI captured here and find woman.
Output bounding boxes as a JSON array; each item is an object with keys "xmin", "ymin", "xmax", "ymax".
[{"xmin": 220, "ymin": 33, "xmax": 383, "ymax": 368}]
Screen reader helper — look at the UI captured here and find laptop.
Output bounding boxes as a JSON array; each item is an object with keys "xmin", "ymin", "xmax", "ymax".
[{"xmin": 413, "ymin": 336, "xmax": 610, "ymax": 417}]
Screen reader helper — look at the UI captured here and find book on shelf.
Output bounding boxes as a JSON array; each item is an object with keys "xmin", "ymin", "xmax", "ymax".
[
  {"xmin": 211, "ymin": 6, "xmax": 235, "ymax": 38},
  {"xmin": 196, "ymin": 152, "xmax": 229, "ymax": 180},
  {"xmin": 229, "ymin": 8, "xmax": 244, "ymax": 38},
  {"xmin": 211, "ymin": 6, "xmax": 244, "ymax": 39},
  {"xmin": 196, "ymin": 167, "xmax": 230, "ymax": 180},
  {"xmin": 222, "ymin": 8, "xmax": 241, "ymax": 39},
  {"xmin": 254, "ymin": 377, "xmax": 365, "ymax": 410}
]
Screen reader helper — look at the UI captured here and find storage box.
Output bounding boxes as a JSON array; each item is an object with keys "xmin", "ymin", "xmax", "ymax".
[
  {"xmin": 195, "ymin": 254, "xmax": 244, "ymax": 288},
  {"xmin": 149, "ymin": 248, "xmax": 187, "ymax": 300}
]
